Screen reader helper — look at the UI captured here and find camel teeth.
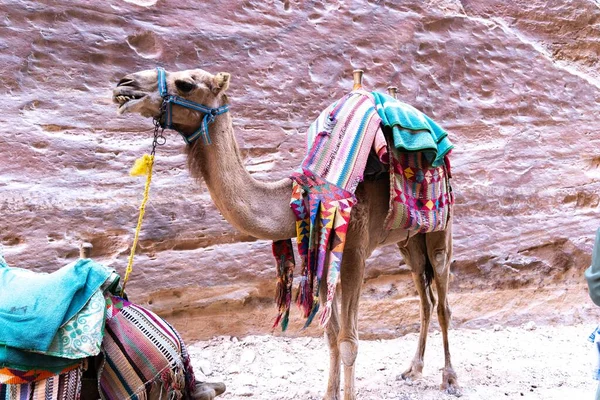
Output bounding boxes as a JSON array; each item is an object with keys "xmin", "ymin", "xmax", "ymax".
[
  {"xmin": 116, "ymin": 95, "xmax": 131, "ymax": 104},
  {"xmin": 116, "ymin": 94, "xmax": 142, "ymax": 105}
]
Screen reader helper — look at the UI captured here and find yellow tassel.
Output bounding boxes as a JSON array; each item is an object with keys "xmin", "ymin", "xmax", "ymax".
[
  {"xmin": 130, "ymin": 154, "xmax": 154, "ymax": 177},
  {"xmin": 121, "ymin": 154, "xmax": 155, "ymax": 296}
]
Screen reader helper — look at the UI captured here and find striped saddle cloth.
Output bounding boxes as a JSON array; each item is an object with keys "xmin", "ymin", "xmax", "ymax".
[{"xmin": 99, "ymin": 294, "xmax": 196, "ymax": 400}]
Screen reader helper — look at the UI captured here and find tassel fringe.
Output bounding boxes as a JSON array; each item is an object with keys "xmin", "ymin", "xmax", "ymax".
[
  {"xmin": 303, "ymin": 296, "xmax": 320, "ymax": 329},
  {"xmin": 272, "ymin": 240, "xmax": 295, "ymax": 331}
]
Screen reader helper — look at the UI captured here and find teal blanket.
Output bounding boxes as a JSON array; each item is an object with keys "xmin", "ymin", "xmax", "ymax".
[
  {"xmin": 371, "ymin": 92, "xmax": 453, "ymax": 167},
  {"xmin": 0, "ymin": 257, "xmax": 112, "ymax": 352},
  {"xmin": 0, "ymin": 345, "xmax": 79, "ymax": 373}
]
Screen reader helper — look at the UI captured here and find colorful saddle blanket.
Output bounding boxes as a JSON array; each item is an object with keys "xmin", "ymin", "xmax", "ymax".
[
  {"xmin": 273, "ymin": 90, "xmax": 384, "ymax": 329},
  {"xmin": 0, "ymin": 365, "xmax": 84, "ymax": 400},
  {"xmin": 385, "ymin": 149, "xmax": 453, "ymax": 232},
  {"xmin": 273, "ymin": 90, "xmax": 453, "ymax": 330}
]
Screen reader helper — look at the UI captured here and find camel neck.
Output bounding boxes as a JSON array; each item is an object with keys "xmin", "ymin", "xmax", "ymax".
[{"xmin": 186, "ymin": 112, "xmax": 296, "ymax": 240}]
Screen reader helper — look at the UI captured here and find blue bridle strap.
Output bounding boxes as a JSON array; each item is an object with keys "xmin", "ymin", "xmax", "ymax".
[{"xmin": 156, "ymin": 67, "xmax": 229, "ymax": 145}]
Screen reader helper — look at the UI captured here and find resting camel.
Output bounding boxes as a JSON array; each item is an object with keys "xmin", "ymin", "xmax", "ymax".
[
  {"xmin": 0, "ymin": 243, "xmax": 225, "ymax": 400},
  {"xmin": 112, "ymin": 67, "xmax": 459, "ymax": 399}
]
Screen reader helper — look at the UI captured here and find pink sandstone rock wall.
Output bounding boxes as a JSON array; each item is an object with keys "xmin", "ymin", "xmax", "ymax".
[{"xmin": 1, "ymin": 0, "xmax": 599, "ymax": 341}]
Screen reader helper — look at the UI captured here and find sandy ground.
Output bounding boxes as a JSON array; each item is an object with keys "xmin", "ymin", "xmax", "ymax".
[{"xmin": 188, "ymin": 324, "xmax": 597, "ymax": 400}]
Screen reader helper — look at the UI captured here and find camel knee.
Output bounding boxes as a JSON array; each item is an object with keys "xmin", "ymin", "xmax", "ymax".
[
  {"xmin": 431, "ymin": 251, "xmax": 448, "ymax": 274},
  {"xmin": 434, "ymin": 251, "xmax": 445, "ymax": 265},
  {"xmin": 339, "ymin": 340, "xmax": 358, "ymax": 367}
]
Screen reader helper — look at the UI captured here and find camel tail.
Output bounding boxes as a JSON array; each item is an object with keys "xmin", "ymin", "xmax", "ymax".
[{"xmin": 424, "ymin": 256, "xmax": 436, "ymax": 308}]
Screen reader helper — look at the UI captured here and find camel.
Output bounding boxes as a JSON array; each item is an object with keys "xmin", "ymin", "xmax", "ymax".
[{"xmin": 112, "ymin": 67, "xmax": 459, "ymax": 399}]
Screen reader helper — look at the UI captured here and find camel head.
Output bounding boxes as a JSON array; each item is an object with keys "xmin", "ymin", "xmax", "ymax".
[{"xmin": 113, "ymin": 68, "xmax": 230, "ymax": 143}]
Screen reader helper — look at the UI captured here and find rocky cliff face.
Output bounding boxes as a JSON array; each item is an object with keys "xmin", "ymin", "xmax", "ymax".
[{"xmin": 1, "ymin": 0, "xmax": 599, "ymax": 341}]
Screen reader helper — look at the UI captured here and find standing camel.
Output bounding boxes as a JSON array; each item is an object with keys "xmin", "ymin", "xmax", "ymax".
[{"xmin": 112, "ymin": 67, "xmax": 459, "ymax": 399}]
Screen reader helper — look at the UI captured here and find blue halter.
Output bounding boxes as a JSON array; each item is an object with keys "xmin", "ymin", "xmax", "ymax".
[{"xmin": 156, "ymin": 67, "xmax": 229, "ymax": 145}]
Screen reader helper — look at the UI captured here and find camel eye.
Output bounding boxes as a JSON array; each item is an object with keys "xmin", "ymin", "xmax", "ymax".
[{"xmin": 175, "ymin": 80, "xmax": 195, "ymax": 93}]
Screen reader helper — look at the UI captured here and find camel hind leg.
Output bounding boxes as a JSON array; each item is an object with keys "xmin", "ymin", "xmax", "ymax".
[
  {"xmin": 425, "ymin": 224, "xmax": 461, "ymax": 396},
  {"xmin": 398, "ymin": 234, "xmax": 434, "ymax": 382}
]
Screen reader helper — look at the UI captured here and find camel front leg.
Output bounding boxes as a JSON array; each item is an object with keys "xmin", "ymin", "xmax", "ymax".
[
  {"xmin": 398, "ymin": 235, "xmax": 433, "ymax": 382},
  {"xmin": 426, "ymin": 226, "xmax": 461, "ymax": 396},
  {"xmin": 338, "ymin": 248, "xmax": 366, "ymax": 400},
  {"xmin": 322, "ymin": 283, "xmax": 342, "ymax": 400}
]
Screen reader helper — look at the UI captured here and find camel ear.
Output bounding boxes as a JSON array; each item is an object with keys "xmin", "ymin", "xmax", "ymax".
[{"xmin": 212, "ymin": 72, "xmax": 230, "ymax": 93}]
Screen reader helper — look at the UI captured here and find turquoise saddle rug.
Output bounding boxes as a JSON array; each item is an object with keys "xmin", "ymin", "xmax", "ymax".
[
  {"xmin": 0, "ymin": 256, "xmax": 113, "ymax": 354},
  {"xmin": 0, "ymin": 254, "xmax": 117, "ymax": 379}
]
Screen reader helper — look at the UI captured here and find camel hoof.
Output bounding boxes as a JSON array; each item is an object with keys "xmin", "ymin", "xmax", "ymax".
[
  {"xmin": 192, "ymin": 388, "xmax": 216, "ymax": 400},
  {"xmin": 400, "ymin": 361, "xmax": 424, "ymax": 382},
  {"xmin": 322, "ymin": 393, "xmax": 340, "ymax": 400},
  {"xmin": 193, "ymin": 381, "xmax": 226, "ymax": 399},
  {"xmin": 401, "ymin": 370, "xmax": 422, "ymax": 382},
  {"xmin": 442, "ymin": 383, "xmax": 462, "ymax": 397},
  {"xmin": 441, "ymin": 368, "xmax": 461, "ymax": 397}
]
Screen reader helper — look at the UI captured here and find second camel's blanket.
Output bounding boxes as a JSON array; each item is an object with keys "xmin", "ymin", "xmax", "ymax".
[
  {"xmin": 0, "ymin": 258, "xmax": 121, "ymax": 381},
  {"xmin": 0, "ymin": 365, "xmax": 83, "ymax": 400},
  {"xmin": 0, "ymin": 257, "xmax": 112, "ymax": 353}
]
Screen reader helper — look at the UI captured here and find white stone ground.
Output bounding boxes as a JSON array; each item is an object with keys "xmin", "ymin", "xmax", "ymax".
[{"xmin": 188, "ymin": 324, "xmax": 597, "ymax": 399}]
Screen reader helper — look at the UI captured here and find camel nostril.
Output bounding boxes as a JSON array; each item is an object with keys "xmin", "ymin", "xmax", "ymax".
[{"xmin": 117, "ymin": 78, "xmax": 135, "ymax": 87}]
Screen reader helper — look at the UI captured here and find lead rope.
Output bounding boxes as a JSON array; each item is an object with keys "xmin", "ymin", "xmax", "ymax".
[{"xmin": 121, "ymin": 108, "xmax": 166, "ymax": 296}]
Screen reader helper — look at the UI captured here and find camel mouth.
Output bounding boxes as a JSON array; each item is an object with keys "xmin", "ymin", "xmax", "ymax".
[{"xmin": 112, "ymin": 89, "xmax": 148, "ymax": 115}]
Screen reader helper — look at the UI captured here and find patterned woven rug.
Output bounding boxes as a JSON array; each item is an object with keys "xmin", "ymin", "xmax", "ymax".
[
  {"xmin": 289, "ymin": 169, "xmax": 356, "ymax": 328},
  {"xmin": 384, "ymin": 148, "xmax": 453, "ymax": 232},
  {"xmin": 0, "ymin": 363, "xmax": 81, "ymax": 386}
]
